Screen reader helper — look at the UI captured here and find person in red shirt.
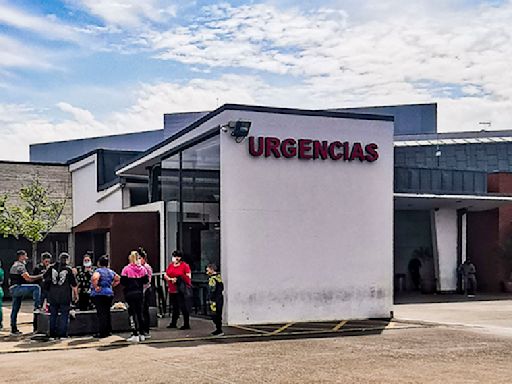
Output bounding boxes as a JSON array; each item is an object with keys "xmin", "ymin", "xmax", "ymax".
[{"xmin": 164, "ymin": 250, "xmax": 192, "ymax": 330}]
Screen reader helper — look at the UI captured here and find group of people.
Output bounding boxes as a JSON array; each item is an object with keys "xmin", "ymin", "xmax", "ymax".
[{"xmin": 0, "ymin": 248, "xmax": 225, "ymax": 340}]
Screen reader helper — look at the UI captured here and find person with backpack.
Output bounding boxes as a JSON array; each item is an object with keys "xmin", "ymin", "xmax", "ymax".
[{"xmin": 43, "ymin": 252, "xmax": 78, "ymax": 339}]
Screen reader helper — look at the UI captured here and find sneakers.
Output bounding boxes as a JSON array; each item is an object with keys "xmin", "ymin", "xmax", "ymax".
[
  {"xmin": 179, "ymin": 325, "xmax": 191, "ymax": 330},
  {"xmin": 126, "ymin": 335, "xmax": 140, "ymax": 342},
  {"xmin": 10, "ymin": 329, "xmax": 22, "ymax": 336},
  {"xmin": 211, "ymin": 330, "xmax": 224, "ymax": 336},
  {"xmin": 142, "ymin": 333, "xmax": 151, "ymax": 339}
]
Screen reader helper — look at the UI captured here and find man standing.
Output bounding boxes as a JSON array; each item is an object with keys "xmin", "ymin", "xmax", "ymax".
[
  {"xmin": 458, "ymin": 259, "xmax": 477, "ymax": 298},
  {"xmin": 8, "ymin": 250, "xmax": 43, "ymax": 335},
  {"xmin": 44, "ymin": 252, "xmax": 78, "ymax": 339},
  {"xmin": 32, "ymin": 252, "xmax": 52, "ymax": 310},
  {"xmin": 206, "ymin": 264, "xmax": 224, "ymax": 336}
]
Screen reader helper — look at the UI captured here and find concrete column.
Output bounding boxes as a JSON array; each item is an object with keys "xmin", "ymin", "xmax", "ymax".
[{"xmin": 432, "ymin": 208, "xmax": 458, "ymax": 291}]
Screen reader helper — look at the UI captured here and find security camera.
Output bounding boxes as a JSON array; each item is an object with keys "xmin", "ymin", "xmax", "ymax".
[{"xmin": 220, "ymin": 125, "xmax": 229, "ymax": 133}]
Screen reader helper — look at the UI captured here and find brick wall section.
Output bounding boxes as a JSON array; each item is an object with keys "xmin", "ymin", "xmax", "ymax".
[
  {"xmin": 467, "ymin": 209, "xmax": 503, "ymax": 292},
  {"xmin": 0, "ymin": 162, "xmax": 72, "ymax": 233},
  {"xmin": 488, "ymin": 173, "xmax": 512, "ymax": 243}
]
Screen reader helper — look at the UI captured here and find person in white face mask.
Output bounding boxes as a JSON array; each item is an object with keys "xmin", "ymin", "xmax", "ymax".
[{"xmin": 76, "ymin": 253, "xmax": 96, "ymax": 311}]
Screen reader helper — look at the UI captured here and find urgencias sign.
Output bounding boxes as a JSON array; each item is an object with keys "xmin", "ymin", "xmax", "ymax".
[{"xmin": 248, "ymin": 136, "xmax": 379, "ymax": 162}]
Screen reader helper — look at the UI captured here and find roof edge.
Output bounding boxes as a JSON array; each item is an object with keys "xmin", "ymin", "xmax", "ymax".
[{"xmin": 116, "ymin": 103, "xmax": 395, "ymax": 175}]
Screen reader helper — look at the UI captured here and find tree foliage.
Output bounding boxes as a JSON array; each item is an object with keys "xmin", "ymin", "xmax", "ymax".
[{"xmin": 0, "ymin": 177, "xmax": 65, "ymax": 257}]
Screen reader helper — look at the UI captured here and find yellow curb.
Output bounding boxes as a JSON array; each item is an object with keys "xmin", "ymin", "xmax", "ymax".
[
  {"xmin": 332, "ymin": 320, "xmax": 348, "ymax": 331},
  {"xmin": 269, "ymin": 323, "xmax": 295, "ymax": 335}
]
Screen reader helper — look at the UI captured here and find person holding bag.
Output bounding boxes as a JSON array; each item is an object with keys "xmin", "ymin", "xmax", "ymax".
[{"xmin": 164, "ymin": 250, "xmax": 192, "ymax": 330}]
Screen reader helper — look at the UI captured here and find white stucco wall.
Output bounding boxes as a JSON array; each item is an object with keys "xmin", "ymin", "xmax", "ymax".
[
  {"xmin": 219, "ymin": 110, "xmax": 394, "ymax": 324},
  {"xmin": 70, "ymin": 154, "xmax": 123, "ymax": 226},
  {"xmin": 433, "ymin": 208, "xmax": 458, "ymax": 291}
]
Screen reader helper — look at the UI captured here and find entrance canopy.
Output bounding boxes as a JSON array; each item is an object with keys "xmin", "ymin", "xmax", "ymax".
[
  {"xmin": 394, "ymin": 193, "xmax": 512, "ymax": 212},
  {"xmin": 73, "ymin": 211, "xmax": 160, "ymax": 274}
]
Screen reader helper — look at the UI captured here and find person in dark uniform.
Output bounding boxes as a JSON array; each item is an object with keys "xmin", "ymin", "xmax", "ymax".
[{"xmin": 206, "ymin": 263, "xmax": 224, "ymax": 336}]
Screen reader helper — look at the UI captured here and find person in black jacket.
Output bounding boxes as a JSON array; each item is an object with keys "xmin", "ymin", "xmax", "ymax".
[
  {"xmin": 33, "ymin": 252, "xmax": 52, "ymax": 310},
  {"xmin": 120, "ymin": 251, "xmax": 149, "ymax": 342},
  {"xmin": 43, "ymin": 253, "xmax": 78, "ymax": 339},
  {"xmin": 206, "ymin": 264, "xmax": 224, "ymax": 336}
]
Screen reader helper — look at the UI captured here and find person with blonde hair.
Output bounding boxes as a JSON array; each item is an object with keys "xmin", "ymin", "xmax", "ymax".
[{"xmin": 121, "ymin": 250, "xmax": 148, "ymax": 342}]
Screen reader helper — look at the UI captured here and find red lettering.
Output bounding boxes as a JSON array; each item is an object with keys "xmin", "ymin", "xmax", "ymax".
[
  {"xmin": 349, "ymin": 142, "xmax": 365, "ymax": 162},
  {"xmin": 313, "ymin": 141, "xmax": 329, "ymax": 160},
  {"xmin": 298, "ymin": 139, "xmax": 313, "ymax": 159},
  {"xmin": 343, "ymin": 142, "xmax": 350, "ymax": 161},
  {"xmin": 248, "ymin": 136, "xmax": 378, "ymax": 163},
  {"xmin": 265, "ymin": 137, "xmax": 281, "ymax": 158},
  {"xmin": 365, "ymin": 143, "xmax": 379, "ymax": 162},
  {"xmin": 248, "ymin": 136, "xmax": 264, "ymax": 157},
  {"xmin": 328, "ymin": 141, "xmax": 343, "ymax": 160},
  {"xmin": 281, "ymin": 138, "xmax": 297, "ymax": 158}
]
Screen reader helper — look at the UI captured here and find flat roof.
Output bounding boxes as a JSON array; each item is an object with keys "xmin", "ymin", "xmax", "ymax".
[
  {"xmin": 394, "ymin": 193, "xmax": 512, "ymax": 211},
  {"xmin": 117, "ymin": 103, "xmax": 394, "ymax": 177},
  {"xmin": 395, "ymin": 129, "xmax": 512, "ymax": 147}
]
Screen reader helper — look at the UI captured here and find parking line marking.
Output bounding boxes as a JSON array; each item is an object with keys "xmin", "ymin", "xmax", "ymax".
[
  {"xmin": 270, "ymin": 322, "xmax": 294, "ymax": 335},
  {"xmin": 332, "ymin": 320, "xmax": 348, "ymax": 331},
  {"xmin": 231, "ymin": 324, "xmax": 271, "ymax": 334}
]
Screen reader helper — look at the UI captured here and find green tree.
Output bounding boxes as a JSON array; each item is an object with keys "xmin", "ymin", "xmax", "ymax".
[{"xmin": 0, "ymin": 177, "xmax": 65, "ymax": 263}]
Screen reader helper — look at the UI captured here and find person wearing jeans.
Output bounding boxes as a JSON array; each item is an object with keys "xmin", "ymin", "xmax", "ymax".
[
  {"xmin": 8, "ymin": 250, "xmax": 43, "ymax": 335},
  {"xmin": 44, "ymin": 253, "xmax": 77, "ymax": 339}
]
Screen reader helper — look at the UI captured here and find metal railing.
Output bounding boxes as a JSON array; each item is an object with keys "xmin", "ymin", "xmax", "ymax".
[{"xmin": 152, "ymin": 272, "xmax": 209, "ymax": 317}]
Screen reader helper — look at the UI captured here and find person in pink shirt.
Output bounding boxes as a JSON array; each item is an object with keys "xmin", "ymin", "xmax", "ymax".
[{"xmin": 120, "ymin": 251, "xmax": 148, "ymax": 342}]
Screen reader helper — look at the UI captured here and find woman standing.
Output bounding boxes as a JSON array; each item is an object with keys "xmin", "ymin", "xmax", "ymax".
[
  {"xmin": 164, "ymin": 250, "xmax": 192, "ymax": 330},
  {"xmin": 76, "ymin": 253, "xmax": 95, "ymax": 311},
  {"xmin": 90, "ymin": 255, "xmax": 120, "ymax": 338},
  {"xmin": 121, "ymin": 251, "xmax": 148, "ymax": 342}
]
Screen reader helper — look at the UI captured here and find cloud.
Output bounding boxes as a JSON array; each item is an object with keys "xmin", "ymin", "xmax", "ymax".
[
  {"xmin": 72, "ymin": 0, "xmax": 177, "ymax": 27},
  {"xmin": 0, "ymin": 1, "xmax": 83, "ymax": 43},
  {"xmin": 0, "ymin": 35, "xmax": 54, "ymax": 70},
  {"xmin": 139, "ymin": 2, "xmax": 512, "ymax": 112}
]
